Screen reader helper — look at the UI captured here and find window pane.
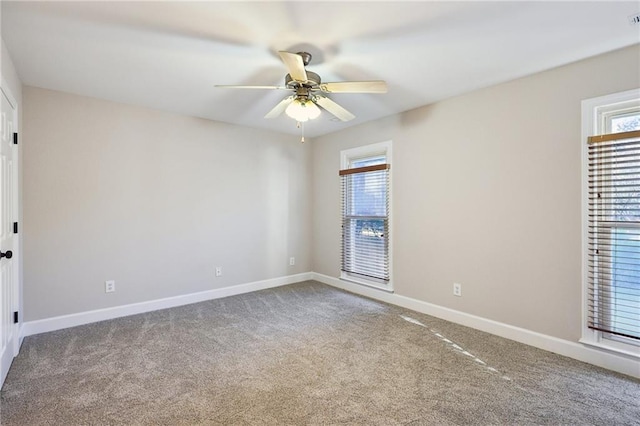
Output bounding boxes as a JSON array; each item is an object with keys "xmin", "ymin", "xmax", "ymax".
[
  {"xmin": 610, "ymin": 227, "xmax": 640, "ymax": 337},
  {"xmin": 348, "ymin": 170, "xmax": 387, "ymax": 217},
  {"xmin": 611, "ymin": 114, "xmax": 640, "ymax": 133},
  {"xmin": 351, "ymin": 156, "xmax": 385, "ymax": 168},
  {"xmin": 340, "ymin": 148, "xmax": 390, "ymax": 285},
  {"xmin": 343, "ymin": 218, "xmax": 388, "ymax": 280},
  {"xmin": 587, "ymin": 133, "xmax": 640, "ymax": 341}
]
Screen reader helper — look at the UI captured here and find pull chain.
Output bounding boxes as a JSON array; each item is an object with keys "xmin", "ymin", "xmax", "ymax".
[{"xmin": 297, "ymin": 121, "xmax": 305, "ymax": 143}]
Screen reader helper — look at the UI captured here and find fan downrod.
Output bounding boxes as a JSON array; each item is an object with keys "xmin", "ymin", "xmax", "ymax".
[{"xmin": 297, "ymin": 51, "xmax": 312, "ymax": 66}]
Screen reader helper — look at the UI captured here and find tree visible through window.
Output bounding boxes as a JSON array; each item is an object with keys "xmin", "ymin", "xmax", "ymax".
[{"xmin": 611, "ymin": 114, "xmax": 640, "ymax": 133}]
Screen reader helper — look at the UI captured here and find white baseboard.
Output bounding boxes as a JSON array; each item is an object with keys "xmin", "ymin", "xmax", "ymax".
[
  {"xmin": 17, "ymin": 323, "xmax": 25, "ymax": 349},
  {"xmin": 20, "ymin": 271, "xmax": 638, "ymax": 379},
  {"xmin": 312, "ymin": 272, "xmax": 640, "ymax": 379},
  {"xmin": 22, "ymin": 272, "xmax": 313, "ymax": 337}
]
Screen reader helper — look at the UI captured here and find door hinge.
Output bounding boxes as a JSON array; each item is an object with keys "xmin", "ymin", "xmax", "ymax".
[
  {"xmin": 13, "ymin": 311, "xmax": 18, "ymax": 324},
  {"xmin": 13, "ymin": 132, "xmax": 18, "ymax": 145},
  {"xmin": 13, "ymin": 222, "xmax": 18, "ymax": 234}
]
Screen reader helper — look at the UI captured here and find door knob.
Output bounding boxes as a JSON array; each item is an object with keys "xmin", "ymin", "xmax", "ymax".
[{"xmin": 0, "ymin": 250, "xmax": 12, "ymax": 259}]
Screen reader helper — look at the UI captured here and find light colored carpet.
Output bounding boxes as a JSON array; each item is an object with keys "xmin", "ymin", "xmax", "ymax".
[{"xmin": 1, "ymin": 281, "xmax": 638, "ymax": 425}]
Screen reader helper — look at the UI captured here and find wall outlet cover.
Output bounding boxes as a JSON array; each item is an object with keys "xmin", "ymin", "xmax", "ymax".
[{"xmin": 453, "ymin": 282, "xmax": 462, "ymax": 297}]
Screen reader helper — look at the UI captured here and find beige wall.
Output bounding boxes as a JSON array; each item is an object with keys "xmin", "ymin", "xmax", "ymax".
[
  {"xmin": 312, "ymin": 44, "xmax": 640, "ymax": 342},
  {"xmin": 23, "ymin": 87, "xmax": 311, "ymax": 321},
  {"xmin": 17, "ymin": 42, "xmax": 640, "ymax": 341}
]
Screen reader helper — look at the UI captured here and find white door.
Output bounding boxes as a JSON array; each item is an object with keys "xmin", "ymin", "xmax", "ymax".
[{"xmin": 0, "ymin": 84, "xmax": 18, "ymax": 386}]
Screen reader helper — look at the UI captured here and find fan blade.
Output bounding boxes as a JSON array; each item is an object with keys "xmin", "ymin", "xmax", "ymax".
[
  {"xmin": 278, "ymin": 51, "xmax": 308, "ymax": 82},
  {"xmin": 319, "ymin": 81, "xmax": 387, "ymax": 93},
  {"xmin": 314, "ymin": 96, "xmax": 355, "ymax": 122},
  {"xmin": 215, "ymin": 85, "xmax": 287, "ymax": 90},
  {"xmin": 265, "ymin": 96, "xmax": 295, "ymax": 119}
]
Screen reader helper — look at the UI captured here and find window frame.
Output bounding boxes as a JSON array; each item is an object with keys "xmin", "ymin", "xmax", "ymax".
[
  {"xmin": 340, "ymin": 141, "xmax": 393, "ymax": 292},
  {"xmin": 581, "ymin": 88, "xmax": 640, "ymax": 358}
]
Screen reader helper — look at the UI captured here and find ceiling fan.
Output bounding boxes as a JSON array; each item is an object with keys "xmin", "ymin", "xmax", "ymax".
[{"xmin": 215, "ymin": 51, "xmax": 387, "ymax": 123}]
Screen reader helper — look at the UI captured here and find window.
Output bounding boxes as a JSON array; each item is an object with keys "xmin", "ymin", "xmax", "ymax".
[
  {"xmin": 582, "ymin": 89, "xmax": 640, "ymax": 356},
  {"xmin": 340, "ymin": 142, "xmax": 392, "ymax": 291}
]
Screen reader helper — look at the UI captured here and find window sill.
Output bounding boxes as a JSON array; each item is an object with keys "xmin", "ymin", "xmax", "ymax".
[
  {"xmin": 579, "ymin": 338, "xmax": 640, "ymax": 360},
  {"xmin": 340, "ymin": 274, "xmax": 394, "ymax": 293}
]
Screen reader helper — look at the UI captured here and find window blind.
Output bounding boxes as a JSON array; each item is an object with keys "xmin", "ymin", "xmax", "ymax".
[
  {"xmin": 587, "ymin": 129, "xmax": 640, "ymax": 340},
  {"xmin": 340, "ymin": 164, "xmax": 390, "ymax": 282}
]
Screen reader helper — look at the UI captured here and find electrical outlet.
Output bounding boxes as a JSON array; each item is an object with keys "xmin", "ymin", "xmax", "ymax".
[
  {"xmin": 453, "ymin": 282, "xmax": 462, "ymax": 297},
  {"xmin": 105, "ymin": 280, "xmax": 115, "ymax": 293},
  {"xmin": 289, "ymin": 257, "xmax": 295, "ymax": 266},
  {"xmin": 215, "ymin": 267, "xmax": 222, "ymax": 277}
]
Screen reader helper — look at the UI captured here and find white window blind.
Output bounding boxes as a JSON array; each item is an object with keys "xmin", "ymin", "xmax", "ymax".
[
  {"xmin": 340, "ymin": 163, "xmax": 390, "ymax": 283},
  {"xmin": 587, "ymin": 129, "xmax": 640, "ymax": 341}
]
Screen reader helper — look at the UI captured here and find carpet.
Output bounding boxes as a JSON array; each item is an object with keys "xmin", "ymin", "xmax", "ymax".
[{"xmin": 1, "ymin": 281, "xmax": 639, "ymax": 425}]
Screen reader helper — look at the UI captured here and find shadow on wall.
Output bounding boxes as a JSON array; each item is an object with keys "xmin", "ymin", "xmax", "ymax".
[{"xmin": 264, "ymin": 143, "xmax": 293, "ymax": 277}]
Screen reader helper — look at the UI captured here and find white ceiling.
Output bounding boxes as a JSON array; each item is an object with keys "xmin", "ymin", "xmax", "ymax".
[{"xmin": 2, "ymin": 1, "xmax": 639, "ymax": 138}]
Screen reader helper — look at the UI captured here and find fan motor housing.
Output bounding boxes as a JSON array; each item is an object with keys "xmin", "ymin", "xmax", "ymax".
[{"xmin": 285, "ymin": 71, "xmax": 321, "ymax": 88}]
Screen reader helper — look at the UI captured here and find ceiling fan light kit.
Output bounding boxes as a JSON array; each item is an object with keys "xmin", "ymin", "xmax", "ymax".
[
  {"xmin": 216, "ymin": 50, "xmax": 387, "ymax": 127},
  {"xmin": 285, "ymin": 98, "xmax": 321, "ymax": 122}
]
